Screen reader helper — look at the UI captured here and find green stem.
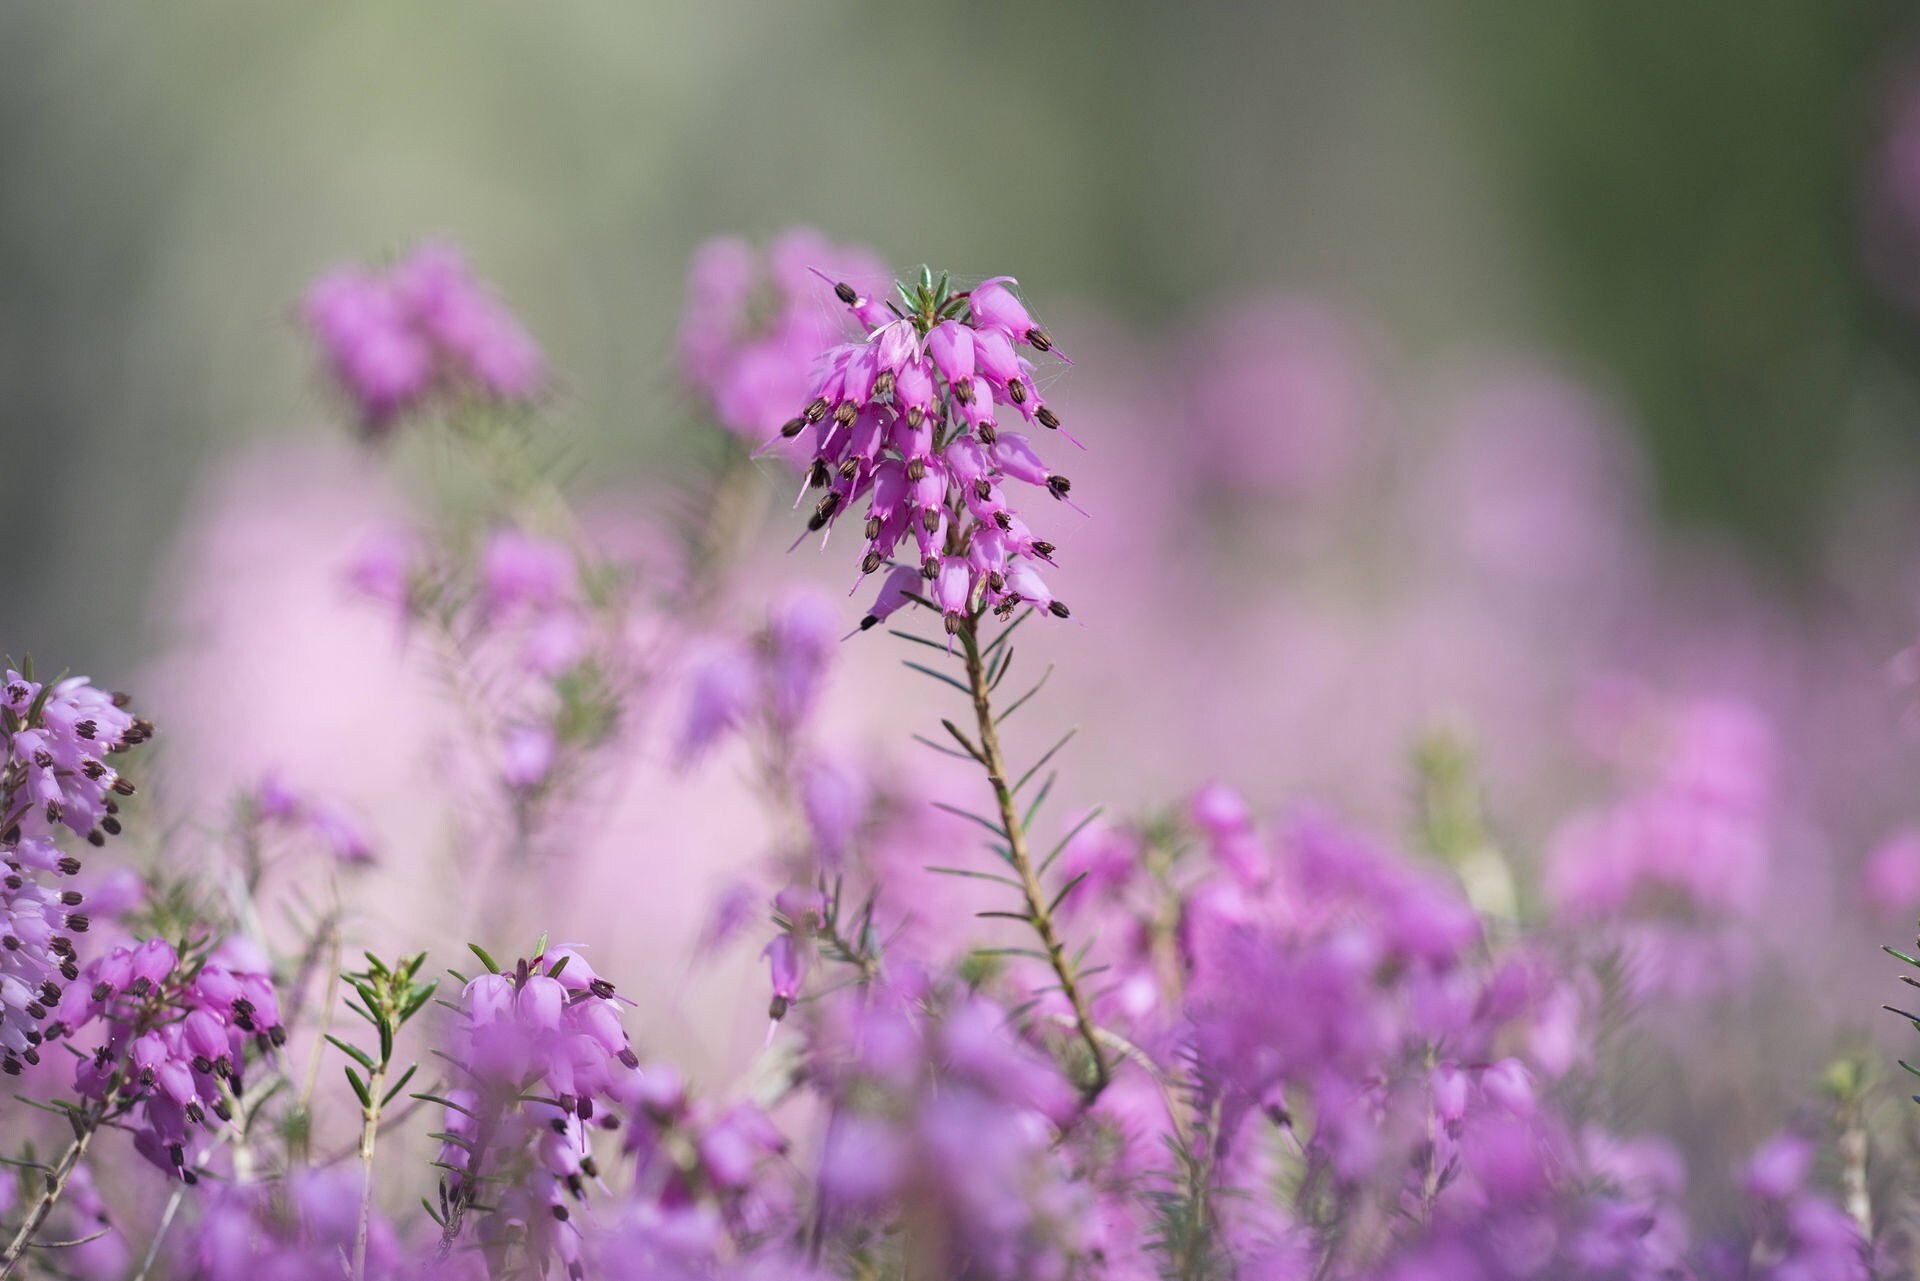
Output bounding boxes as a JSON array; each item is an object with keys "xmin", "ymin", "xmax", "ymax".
[
  {"xmin": 957, "ymin": 616, "xmax": 1108, "ymax": 1101},
  {"xmin": 0, "ymin": 1101, "xmax": 105, "ymax": 1278}
]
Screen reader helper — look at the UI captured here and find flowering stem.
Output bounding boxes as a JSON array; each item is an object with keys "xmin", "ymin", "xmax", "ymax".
[
  {"xmin": 956, "ymin": 615, "xmax": 1108, "ymax": 1101},
  {"xmin": 0, "ymin": 1100, "xmax": 106, "ymax": 1279}
]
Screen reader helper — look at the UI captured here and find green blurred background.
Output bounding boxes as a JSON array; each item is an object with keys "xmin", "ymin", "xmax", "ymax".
[{"xmin": 5, "ymin": 2, "xmax": 1918, "ymax": 673}]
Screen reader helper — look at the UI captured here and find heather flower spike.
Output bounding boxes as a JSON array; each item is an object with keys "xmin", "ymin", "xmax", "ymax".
[{"xmin": 774, "ymin": 266, "xmax": 1081, "ymax": 630}]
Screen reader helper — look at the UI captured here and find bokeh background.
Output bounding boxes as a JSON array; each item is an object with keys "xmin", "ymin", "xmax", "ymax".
[{"xmin": 10, "ymin": 2, "xmax": 1920, "ymax": 671}]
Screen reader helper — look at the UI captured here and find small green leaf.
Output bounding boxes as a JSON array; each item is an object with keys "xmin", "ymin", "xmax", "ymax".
[
  {"xmin": 344, "ymin": 1065, "xmax": 372, "ymax": 1109},
  {"xmin": 326, "ymin": 1035, "xmax": 375, "ymax": 1072},
  {"xmin": 467, "ymin": 944, "xmax": 501, "ymax": 975}
]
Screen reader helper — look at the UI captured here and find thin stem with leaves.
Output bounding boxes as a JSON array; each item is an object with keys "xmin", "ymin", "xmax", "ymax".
[
  {"xmin": 944, "ymin": 612, "xmax": 1109, "ymax": 1101},
  {"xmin": 329, "ymin": 952, "xmax": 434, "ymax": 1281}
]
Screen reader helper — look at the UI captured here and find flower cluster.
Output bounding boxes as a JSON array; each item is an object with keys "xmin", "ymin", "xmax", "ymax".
[
  {"xmin": 805, "ymin": 981, "xmax": 1084, "ymax": 1279},
  {"xmin": 53, "ymin": 935, "xmax": 285, "ymax": 1183},
  {"xmin": 435, "ymin": 943, "xmax": 642, "ymax": 1278},
  {"xmin": 0, "ymin": 671, "xmax": 149, "ymax": 1079},
  {"xmin": 680, "ymin": 229, "xmax": 889, "ymax": 443},
  {"xmin": 4, "ymin": 670, "xmax": 149, "ymax": 842},
  {"xmin": 303, "ymin": 241, "xmax": 544, "ymax": 434},
  {"xmin": 1546, "ymin": 689, "xmax": 1775, "ymax": 996},
  {"xmin": 776, "ymin": 269, "xmax": 1079, "ymax": 632}
]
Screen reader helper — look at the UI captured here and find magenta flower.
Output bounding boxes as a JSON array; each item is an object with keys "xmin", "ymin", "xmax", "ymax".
[
  {"xmin": 302, "ymin": 241, "xmax": 544, "ymax": 435},
  {"xmin": 772, "ymin": 268, "xmax": 1079, "ymax": 632},
  {"xmin": 678, "ymin": 229, "xmax": 889, "ymax": 443}
]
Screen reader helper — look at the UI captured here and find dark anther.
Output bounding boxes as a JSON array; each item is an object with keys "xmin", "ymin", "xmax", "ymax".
[
  {"xmin": 906, "ymin": 457, "xmax": 926, "ymax": 482},
  {"xmin": 861, "ymin": 551, "xmax": 884, "ymax": 576},
  {"xmin": 988, "ymin": 571, "xmax": 1006, "ymax": 594},
  {"xmin": 803, "ymin": 397, "xmax": 829, "ymax": 424},
  {"xmin": 44, "ymin": 801, "xmax": 62, "ymax": 825},
  {"xmin": 1049, "ymin": 601, "xmax": 1072, "ymax": 619},
  {"xmin": 59, "ymin": 890, "xmax": 82, "ymax": 906},
  {"xmin": 1026, "ymin": 327, "xmax": 1053, "ymax": 352},
  {"xmin": 994, "ymin": 511, "xmax": 1013, "ymax": 531},
  {"xmin": 80, "ymin": 759, "xmax": 106, "ymax": 780},
  {"xmin": 100, "ymin": 817, "xmax": 120, "ymax": 836},
  {"xmin": 906, "ymin": 405, "xmax": 924, "ymax": 429},
  {"xmin": 953, "ymin": 379, "xmax": 975, "ymax": 404},
  {"xmin": 589, "ymin": 978, "xmax": 616, "ymax": 999},
  {"xmin": 91, "ymin": 982, "xmax": 112, "ymax": 1002},
  {"xmin": 86, "ymin": 829, "xmax": 104, "ymax": 847},
  {"xmin": 834, "ymin": 281, "xmax": 858, "ymax": 305},
  {"xmin": 111, "ymin": 778, "xmax": 136, "ymax": 796},
  {"xmin": 834, "ymin": 400, "xmax": 857, "ymax": 427},
  {"xmin": 780, "ymin": 417, "xmax": 807, "ymax": 439},
  {"xmin": 1036, "ymin": 406, "xmax": 1061, "ymax": 430},
  {"xmin": 865, "ymin": 515, "xmax": 882, "ymax": 540},
  {"xmin": 65, "ymin": 913, "xmax": 89, "ymax": 934},
  {"xmin": 944, "ymin": 614, "xmax": 963, "ymax": 636},
  {"xmin": 111, "ymin": 692, "xmax": 131, "ymax": 708},
  {"xmin": 921, "ymin": 508, "xmax": 940, "ymax": 534},
  {"xmin": 978, "ymin": 422, "xmax": 998, "ymax": 445},
  {"xmin": 922, "ymin": 556, "xmax": 939, "ymax": 579},
  {"xmin": 1008, "ymin": 379, "xmax": 1027, "ymax": 405},
  {"xmin": 74, "ymin": 720, "xmax": 96, "ymax": 739},
  {"xmin": 1047, "ymin": 475, "xmax": 1072, "ymax": 499},
  {"xmin": 3, "ymin": 825, "xmax": 18, "ymax": 844},
  {"xmin": 2, "ymin": 936, "xmax": 19, "ymax": 952},
  {"xmin": 769, "ymin": 994, "xmax": 790, "ymax": 1022},
  {"xmin": 974, "ymin": 479, "xmax": 992, "ymax": 501},
  {"xmin": 552, "ymin": 1204, "xmax": 571, "ymax": 1223},
  {"xmin": 56, "ymin": 856, "xmax": 81, "ymax": 875},
  {"xmin": 838, "ymin": 457, "xmax": 859, "ymax": 481},
  {"xmin": 1032, "ymin": 540, "xmax": 1056, "ymax": 559},
  {"xmin": 874, "ymin": 369, "xmax": 895, "ymax": 400},
  {"xmin": 269, "ymin": 1024, "xmax": 287, "ymax": 1047},
  {"xmin": 31, "ymin": 749, "xmax": 53, "ymax": 769},
  {"xmin": 807, "ymin": 460, "xmax": 831, "ymax": 490},
  {"xmin": 618, "ymin": 1047, "xmax": 640, "ymax": 1069},
  {"xmin": 807, "ymin": 492, "xmax": 841, "ymax": 532}
]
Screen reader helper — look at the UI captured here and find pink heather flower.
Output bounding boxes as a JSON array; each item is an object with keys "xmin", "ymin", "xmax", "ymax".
[
  {"xmin": 764, "ymin": 934, "xmax": 805, "ymax": 1021},
  {"xmin": 439, "ymin": 944, "xmax": 641, "ymax": 1273},
  {"xmin": 56, "ymin": 936, "xmax": 285, "ymax": 1183},
  {"xmin": 1743, "ymin": 1133, "xmax": 1815, "ymax": 1203},
  {"xmin": 799, "ymin": 755, "xmax": 867, "ymax": 865},
  {"xmin": 765, "ymin": 590, "xmax": 839, "ymax": 729},
  {"xmin": 393, "ymin": 241, "xmax": 545, "ymax": 400},
  {"xmin": 1863, "ymin": 826, "xmax": 1920, "ymax": 915},
  {"xmin": 678, "ymin": 229, "xmax": 889, "ymax": 443},
  {"xmin": 772, "ymin": 268, "xmax": 1077, "ymax": 632},
  {"xmin": 302, "ymin": 268, "xmax": 433, "ymax": 429},
  {"xmin": 675, "ymin": 640, "xmax": 759, "ymax": 765},
  {"xmin": 303, "ymin": 241, "xmax": 543, "ymax": 434},
  {"xmin": 306, "ymin": 800, "xmax": 376, "ymax": 866},
  {"xmin": 482, "ymin": 527, "xmax": 576, "ymax": 617},
  {"xmin": 501, "ymin": 722, "xmax": 558, "ymax": 792},
  {"xmin": 4, "ymin": 672, "xmax": 150, "ymax": 842}
]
